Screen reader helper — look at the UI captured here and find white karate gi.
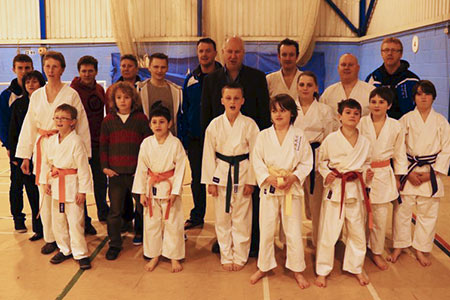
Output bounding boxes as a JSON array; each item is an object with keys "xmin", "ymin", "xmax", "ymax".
[
  {"xmin": 15, "ymin": 84, "xmax": 91, "ymax": 243},
  {"xmin": 316, "ymin": 129, "xmax": 371, "ymax": 276},
  {"xmin": 266, "ymin": 69, "xmax": 302, "ymax": 100},
  {"xmin": 394, "ymin": 109, "xmax": 450, "ymax": 252},
  {"xmin": 252, "ymin": 125, "xmax": 313, "ymax": 272},
  {"xmin": 41, "ymin": 131, "xmax": 92, "ymax": 260},
  {"xmin": 320, "ymin": 80, "xmax": 375, "ymax": 128},
  {"xmin": 132, "ymin": 133, "xmax": 186, "ymax": 260},
  {"xmin": 201, "ymin": 113, "xmax": 259, "ymax": 265},
  {"xmin": 360, "ymin": 115, "xmax": 408, "ymax": 254},
  {"xmin": 294, "ymin": 100, "xmax": 335, "ymax": 246}
]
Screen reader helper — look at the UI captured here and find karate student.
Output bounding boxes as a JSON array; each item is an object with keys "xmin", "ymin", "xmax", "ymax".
[
  {"xmin": 390, "ymin": 80, "xmax": 450, "ymax": 266},
  {"xmin": 315, "ymin": 99, "xmax": 372, "ymax": 287},
  {"xmin": 202, "ymin": 82, "xmax": 259, "ymax": 271},
  {"xmin": 132, "ymin": 101, "xmax": 186, "ymax": 273},
  {"xmin": 359, "ymin": 87, "xmax": 408, "ymax": 270},
  {"xmin": 15, "ymin": 51, "xmax": 91, "ymax": 255},
  {"xmin": 41, "ymin": 104, "xmax": 92, "ymax": 270},
  {"xmin": 250, "ymin": 94, "xmax": 313, "ymax": 289},
  {"xmin": 294, "ymin": 71, "xmax": 335, "ymax": 247}
]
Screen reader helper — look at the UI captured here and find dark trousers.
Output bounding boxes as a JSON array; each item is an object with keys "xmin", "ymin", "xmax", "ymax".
[
  {"xmin": 107, "ymin": 175, "xmax": 142, "ymax": 248},
  {"xmin": 251, "ymin": 187, "xmax": 260, "ymax": 253},
  {"xmin": 9, "ymin": 162, "xmax": 42, "ymax": 234},
  {"xmin": 187, "ymin": 138, "xmax": 206, "ymax": 222},
  {"xmin": 89, "ymin": 147, "xmax": 109, "ymax": 219}
]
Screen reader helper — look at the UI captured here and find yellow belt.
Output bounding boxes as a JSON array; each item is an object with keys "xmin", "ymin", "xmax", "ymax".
[{"xmin": 268, "ymin": 166, "xmax": 293, "ymax": 216}]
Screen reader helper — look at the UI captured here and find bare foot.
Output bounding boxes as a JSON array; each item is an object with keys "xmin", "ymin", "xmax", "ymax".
[
  {"xmin": 171, "ymin": 259, "xmax": 183, "ymax": 272},
  {"xmin": 386, "ymin": 248, "xmax": 402, "ymax": 263},
  {"xmin": 250, "ymin": 270, "xmax": 266, "ymax": 284},
  {"xmin": 222, "ymin": 263, "xmax": 233, "ymax": 271},
  {"xmin": 314, "ymin": 275, "xmax": 326, "ymax": 288},
  {"xmin": 233, "ymin": 263, "xmax": 244, "ymax": 271},
  {"xmin": 372, "ymin": 254, "xmax": 388, "ymax": 270},
  {"xmin": 293, "ymin": 272, "xmax": 310, "ymax": 289},
  {"xmin": 144, "ymin": 256, "xmax": 159, "ymax": 272},
  {"xmin": 355, "ymin": 273, "xmax": 370, "ymax": 286},
  {"xmin": 415, "ymin": 250, "xmax": 432, "ymax": 267}
]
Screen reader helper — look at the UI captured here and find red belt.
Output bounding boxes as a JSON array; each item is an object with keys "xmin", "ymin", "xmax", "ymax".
[
  {"xmin": 370, "ymin": 159, "xmax": 390, "ymax": 168},
  {"xmin": 331, "ymin": 168, "xmax": 373, "ymax": 229},
  {"xmin": 51, "ymin": 167, "xmax": 77, "ymax": 212},
  {"xmin": 35, "ymin": 129, "xmax": 58, "ymax": 185},
  {"xmin": 147, "ymin": 169, "xmax": 175, "ymax": 219}
]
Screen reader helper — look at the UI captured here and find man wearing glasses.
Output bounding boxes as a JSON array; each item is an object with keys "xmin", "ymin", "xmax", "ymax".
[{"xmin": 366, "ymin": 37, "xmax": 420, "ymax": 119}]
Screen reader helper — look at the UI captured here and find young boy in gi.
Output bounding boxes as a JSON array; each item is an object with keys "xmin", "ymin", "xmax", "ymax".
[
  {"xmin": 42, "ymin": 104, "xmax": 92, "ymax": 269},
  {"xmin": 315, "ymin": 99, "xmax": 373, "ymax": 287},
  {"xmin": 390, "ymin": 80, "xmax": 450, "ymax": 266},
  {"xmin": 202, "ymin": 82, "xmax": 259, "ymax": 271},
  {"xmin": 132, "ymin": 101, "xmax": 186, "ymax": 273},
  {"xmin": 360, "ymin": 87, "xmax": 408, "ymax": 270},
  {"xmin": 250, "ymin": 94, "xmax": 313, "ymax": 289}
]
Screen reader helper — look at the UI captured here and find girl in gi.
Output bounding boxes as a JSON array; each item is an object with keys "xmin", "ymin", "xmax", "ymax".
[
  {"xmin": 250, "ymin": 94, "xmax": 313, "ymax": 289},
  {"xmin": 391, "ymin": 80, "xmax": 450, "ymax": 266},
  {"xmin": 100, "ymin": 81, "xmax": 151, "ymax": 260},
  {"xmin": 132, "ymin": 101, "xmax": 186, "ymax": 272}
]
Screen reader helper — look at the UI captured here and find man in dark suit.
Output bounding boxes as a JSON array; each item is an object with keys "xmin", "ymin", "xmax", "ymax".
[{"xmin": 201, "ymin": 36, "xmax": 271, "ymax": 257}]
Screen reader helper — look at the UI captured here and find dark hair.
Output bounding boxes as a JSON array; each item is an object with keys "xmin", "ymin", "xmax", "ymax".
[
  {"xmin": 149, "ymin": 53, "xmax": 169, "ymax": 65},
  {"xmin": 43, "ymin": 51, "xmax": 66, "ymax": 69},
  {"xmin": 109, "ymin": 81, "xmax": 141, "ymax": 113},
  {"xmin": 221, "ymin": 82, "xmax": 244, "ymax": 96},
  {"xmin": 13, "ymin": 54, "xmax": 33, "ymax": 68},
  {"xmin": 197, "ymin": 38, "xmax": 217, "ymax": 51},
  {"xmin": 297, "ymin": 71, "xmax": 319, "ymax": 99},
  {"xmin": 337, "ymin": 98, "xmax": 362, "ymax": 115},
  {"xmin": 270, "ymin": 94, "xmax": 298, "ymax": 124},
  {"xmin": 22, "ymin": 70, "xmax": 46, "ymax": 94},
  {"xmin": 277, "ymin": 38, "xmax": 299, "ymax": 57},
  {"xmin": 149, "ymin": 100, "xmax": 171, "ymax": 122},
  {"xmin": 55, "ymin": 103, "xmax": 78, "ymax": 120},
  {"xmin": 369, "ymin": 87, "xmax": 394, "ymax": 105},
  {"xmin": 120, "ymin": 54, "xmax": 138, "ymax": 67},
  {"xmin": 77, "ymin": 55, "xmax": 98, "ymax": 71},
  {"xmin": 412, "ymin": 80, "xmax": 436, "ymax": 100}
]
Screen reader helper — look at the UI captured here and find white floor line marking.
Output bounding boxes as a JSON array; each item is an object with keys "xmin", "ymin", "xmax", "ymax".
[
  {"xmin": 262, "ymin": 276, "xmax": 271, "ymax": 300},
  {"xmin": 363, "ymin": 270, "xmax": 381, "ymax": 300}
]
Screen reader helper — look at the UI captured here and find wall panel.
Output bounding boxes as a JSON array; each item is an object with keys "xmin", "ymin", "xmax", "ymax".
[{"xmin": 0, "ymin": 0, "xmax": 40, "ymax": 40}]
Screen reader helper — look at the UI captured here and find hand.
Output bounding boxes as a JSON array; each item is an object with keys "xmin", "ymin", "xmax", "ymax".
[
  {"xmin": 140, "ymin": 194, "xmax": 148, "ymax": 207},
  {"xmin": 21, "ymin": 159, "xmax": 30, "ymax": 175},
  {"xmin": 264, "ymin": 175, "xmax": 279, "ymax": 188},
  {"xmin": 407, "ymin": 172, "xmax": 422, "ymax": 186},
  {"xmin": 11, "ymin": 161, "xmax": 18, "ymax": 166},
  {"xmin": 103, "ymin": 168, "xmax": 119, "ymax": 177},
  {"xmin": 366, "ymin": 169, "xmax": 374, "ymax": 183},
  {"xmin": 395, "ymin": 176, "xmax": 401, "ymax": 190},
  {"xmin": 169, "ymin": 194, "xmax": 177, "ymax": 206},
  {"xmin": 44, "ymin": 184, "xmax": 52, "ymax": 196},
  {"xmin": 208, "ymin": 184, "xmax": 218, "ymax": 197},
  {"xmin": 76, "ymin": 193, "xmax": 86, "ymax": 205},
  {"xmin": 325, "ymin": 172, "xmax": 337, "ymax": 185},
  {"xmin": 243, "ymin": 184, "xmax": 254, "ymax": 196},
  {"xmin": 417, "ymin": 172, "xmax": 431, "ymax": 182},
  {"xmin": 278, "ymin": 174, "xmax": 298, "ymax": 191},
  {"xmin": 7, "ymin": 150, "xmax": 10, "ymax": 158}
]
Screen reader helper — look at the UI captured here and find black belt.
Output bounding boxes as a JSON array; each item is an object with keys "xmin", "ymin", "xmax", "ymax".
[
  {"xmin": 309, "ymin": 142, "xmax": 321, "ymax": 194},
  {"xmin": 399, "ymin": 152, "xmax": 439, "ymax": 198},
  {"xmin": 215, "ymin": 152, "xmax": 249, "ymax": 213}
]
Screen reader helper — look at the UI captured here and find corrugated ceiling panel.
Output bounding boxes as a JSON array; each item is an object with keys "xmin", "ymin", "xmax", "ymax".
[{"xmin": 0, "ymin": 0, "xmax": 40, "ymax": 40}]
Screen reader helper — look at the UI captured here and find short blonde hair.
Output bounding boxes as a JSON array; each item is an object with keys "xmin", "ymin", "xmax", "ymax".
[{"xmin": 381, "ymin": 37, "xmax": 403, "ymax": 53}]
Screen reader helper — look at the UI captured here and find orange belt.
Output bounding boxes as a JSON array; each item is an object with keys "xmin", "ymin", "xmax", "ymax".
[
  {"xmin": 147, "ymin": 169, "xmax": 175, "ymax": 220},
  {"xmin": 331, "ymin": 169, "xmax": 373, "ymax": 229},
  {"xmin": 35, "ymin": 129, "xmax": 58, "ymax": 185},
  {"xmin": 51, "ymin": 167, "xmax": 77, "ymax": 213},
  {"xmin": 370, "ymin": 159, "xmax": 390, "ymax": 168}
]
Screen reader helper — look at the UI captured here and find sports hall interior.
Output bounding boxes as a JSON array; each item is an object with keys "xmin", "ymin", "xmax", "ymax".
[{"xmin": 0, "ymin": 1, "xmax": 450, "ymax": 299}]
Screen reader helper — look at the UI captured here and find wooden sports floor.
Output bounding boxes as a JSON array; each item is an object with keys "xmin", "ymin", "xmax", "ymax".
[{"xmin": 1, "ymin": 147, "xmax": 449, "ymax": 300}]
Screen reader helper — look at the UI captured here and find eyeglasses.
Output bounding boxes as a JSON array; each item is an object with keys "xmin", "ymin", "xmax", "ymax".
[
  {"xmin": 381, "ymin": 48, "xmax": 402, "ymax": 53},
  {"xmin": 53, "ymin": 117, "xmax": 73, "ymax": 122}
]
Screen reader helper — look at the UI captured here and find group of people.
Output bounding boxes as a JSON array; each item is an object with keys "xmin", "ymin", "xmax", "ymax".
[{"xmin": 1, "ymin": 35, "xmax": 449, "ymax": 288}]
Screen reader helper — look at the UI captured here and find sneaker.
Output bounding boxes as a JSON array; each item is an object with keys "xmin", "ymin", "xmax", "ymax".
[
  {"xmin": 29, "ymin": 233, "xmax": 43, "ymax": 241},
  {"xmin": 50, "ymin": 251, "xmax": 73, "ymax": 264},
  {"xmin": 41, "ymin": 242, "xmax": 58, "ymax": 255},
  {"xmin": 105, "ymin": 247, "xmax": 121, "ymax": 260},
  {"xmin": 84, "ymin": 223, "xmax": 97, "ymax": 235},
  {"xmin": 78, "ymin": 257, "xmax": 91, "ymax": 270},
  {"xmin": 184, "ymin": 219, "xmax": 204, "ymax": 230},
  {"xmin": 14, "ymin": 221, "xmax": 27, "ymax": 233},
  {"xmin": 132, "ymin": 235, "xmax": 143, "ymax": 246}
]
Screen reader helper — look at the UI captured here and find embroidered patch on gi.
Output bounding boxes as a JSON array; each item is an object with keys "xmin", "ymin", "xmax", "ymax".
[
  {"xmin": 264, "ymin": 189, "xmax": 267, "ymax": 194},
  {"xmin": 327, "ymin": 190, "xmax": 333, "ymax": 199},
  {"xmin": 294, "ymin": 135, "xmax": 301, "ymax": 151},
  {"xmin": 269, "ymin": 186, "xmax": 275, "ymax": 194},
  {"xmin": 152, "ymin": 187, "xmax": 157, "ymax": 196},
  {"xmin": 59, "ymin": 203, "xmax": 65, "ymax": 213},
  {"xmin": 212, "ymin": 177, "xmax": 220, "ymax": 184}
]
